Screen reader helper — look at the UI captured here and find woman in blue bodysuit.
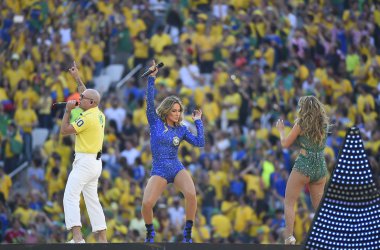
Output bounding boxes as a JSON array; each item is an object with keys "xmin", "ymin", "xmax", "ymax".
[{"xmin": 142, "ymin": 61, "xmax": 205, "ymax": 243}]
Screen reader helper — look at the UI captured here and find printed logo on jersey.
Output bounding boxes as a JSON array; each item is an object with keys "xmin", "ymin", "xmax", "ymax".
[
  {"xmin": 99, "ymin": 114, "xmax": 104, "ymax": 127},
  {"xmin": 172, "ymin": 136, "xmax": 180, "ymax": 146}
]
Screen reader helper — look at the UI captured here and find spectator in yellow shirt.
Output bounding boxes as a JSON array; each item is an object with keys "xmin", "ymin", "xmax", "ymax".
[
  {"xmin": 133, "ymin": 31, "xmax": 149, "ymax": 68},
  {"xmin": 14, "ymin": 99, "xmax": 38, "ymax": 162},
  {"xmin": 240, "ymin": 164, "xmax": 265, "ymax": 200},
  {"xmin": 234, "ymin": 195, "xmax": 254, "ymax": 241},
  {"xmin": 89, "ymin": 35, "xmax": 105, "ymax": 76},
  {"xmin": 126, "ymin": 10, "xmax": 147, "ymax": 38},
  {"xmin": 13, "ymin": 79, "xmax": 39, "ymax": 109},
  {"xmin": 5, "ymin": 57, "xmax": 27, "ymax": 93},
  {"xmin": 210, "ymin": 209, "xmax": 232, "ymax": 240},
  {"xmin": 150, "ymin": 25, "xmax": 173, "ymax": 56},
  {"xmin": 1, "ymin": 121, "xmax": 23, "ymax": 174},
  {"xmin": 0, "ymin": 167, "xmax": 12, "ymax": 200},
  {"xmin": 209, "ymin": 160, "xmax": 228, "ymax": 202}
]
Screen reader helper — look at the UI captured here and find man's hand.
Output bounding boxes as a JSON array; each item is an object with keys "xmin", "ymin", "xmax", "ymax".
[
  {"xmin": 65, "ymin": 100, "xmax": 77, "ymax": 111},
  {"xmin": 68, "ymin": 61, "xmax": 80, "ymax": 80},
  {"xmin": 68, "ymin": 61, "xmax": 86, "ymax": 93}
]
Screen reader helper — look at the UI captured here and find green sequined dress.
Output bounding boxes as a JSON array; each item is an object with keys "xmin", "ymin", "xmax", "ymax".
[{"xmin": 293, "ymin": 134, "xmax": 328, "ymax": 183}]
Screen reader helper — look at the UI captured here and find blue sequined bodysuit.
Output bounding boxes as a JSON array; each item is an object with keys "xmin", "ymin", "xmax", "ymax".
[{"xmin": 146, "ymin": 76, "xmax": 205, "ymax": 183}]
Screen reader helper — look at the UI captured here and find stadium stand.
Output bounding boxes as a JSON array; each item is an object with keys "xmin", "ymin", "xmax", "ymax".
[{"xmin": 0, "ymin": 0, "xmax": 379, "ymax": 245}]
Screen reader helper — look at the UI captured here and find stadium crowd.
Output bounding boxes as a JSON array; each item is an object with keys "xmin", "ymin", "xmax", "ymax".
[{"xmin": 0, "ymin": 0, "xmax": 380, "ymax": 244}]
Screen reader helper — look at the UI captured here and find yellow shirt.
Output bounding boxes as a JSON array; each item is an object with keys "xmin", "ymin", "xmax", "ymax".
[
  {"xmin": 90, "ymin": 42, "xmax": 105, "ymax": 62},
  {"xmin": 133, "ymin": 39, "xmax": 149, "ymax": 59},
  {"xmin": 202, "ymin": 101, "xmax": 220, "ymax": 125},
  {"xmin": 5, "ymin": 68, "xmax": 27, "ymax": 92},
  {"xmin": 96, "ymin": 1, "xmax": 114, "ymax": 18},
  {"xmin": 196, "ymin": 35, "xmax": 216, "ymax": 61},
  {"xmin": 47, "ymin": 176, "xmax": 65, "ymax": 199},
  {"xmin": 72, "ymin": 107, "xmax": 105, "ymax": 153},
  {"xmin": 375, "ymin": 9, "xmax": 380, "ymax": 27},
  {"xmin": 13, "ymin": 89, "xmax": 39, "ymax": 108},
  {"xmin": 6, "ymin": 0, "xmax": 21, "ymax": 13},
  {"xmin": 210, "ymin": 24, "xmax": 223, "ymax": 41},
  {"xmin": 209, "ymin": 170, "xmax": 228, "ymax": 201},
  {"xmin": 221, "ymin": 200, "xmax": 238, "ymax": 220},
  {"xmin": 221, "ymin": 35, "xmax": 236, "ymax": 59},
  {"xmin": 192, "ymin": 226, "xmax": 211, "ymax": 243},
  {"xmin": 0, "ymin": 88, "xmax": 9, "ymax": 101},
  {"xmin": 22, "ymin": 59, "xmax": 35, "ymax": 75},
  {"xmin": 229, "ymin": 0, "xmax": 250, "ymax": 9},
  {"xmin": 211, "ymin": 214, "xmax": 232, "ymax": 238},
  {"xmin": 314, "ymin": 68, "xmax": 327, "ymax": 83},
  {"xmin": 0, "ymin": 174, "xmax": 12, "ymax": 200},
  {"xmin": 331, "ymin": 79, "xmax": 353, "ymax": 101},
  {"xmin": 13, "ymin": 207, "xmax": 37, "ymax": 226},
  {"xmin": 150, "ymin": 34, "xmax": 172, "ymax": 55},
  {"xmin": 126, "ymin": 18, "xmax": 147, "ymax": 38},
  {"xmin": 297, "ymin": 65, "xmax": 309, "ymax": 81},
  {"xmin": 305, "ymin": 23, "xmax": 319, "ymax": 47},
  {"xmin": 264, "ymin": 47, "xmax": 275, "ymax": 68},
  {"xmin": 234, "ymin": 205, "xmax": 253, "ymax": 232},
  {"xmin": 132, "ymin": 107, "xmax": 148, "ymax": 127},
  {"xmin": 14, "ymin": 108, "xmax": 38, "ymax": 133},
  {"xmin": 214, "ymin": 71, "xmax": 229, "ymax": 88},
  {"xmin": 224, "ymin": 93, "xmax": 242, "ymax": 121},
  {"xmin": 357, "ymin": 94, "xmax": 375, "ymax": 115},
  {"xmin": 243, "ymin": 174, "xmax": 265, "ymax": 199},
  {"xmin": 76, "ymin": 19, "xmax": 90, "ymax": 39},
  {"xmin": 156, "ymin": 54, "xmax": 176, "ymax": 69}
]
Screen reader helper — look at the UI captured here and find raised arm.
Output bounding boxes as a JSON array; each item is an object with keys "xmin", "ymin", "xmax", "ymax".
[
  {"xmin": 68, "ymin": 61, "xmax": 86, "ymax": 94},
  {"xmin": 183, "ymin": 110, "xmax": 205, "ymax": 147},
  {"xmin": 146, "ymin": 61, "xmax": 160, "ymax": 125}
]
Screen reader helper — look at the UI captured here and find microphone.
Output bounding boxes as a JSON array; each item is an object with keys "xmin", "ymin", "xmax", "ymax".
[
  {"xmin": 140, "ymin": 62, "xmax": 164, "ymax": 78},
  {"xmin": 52, "ymin": 101, "xmax": 78, "ymax": 108}
]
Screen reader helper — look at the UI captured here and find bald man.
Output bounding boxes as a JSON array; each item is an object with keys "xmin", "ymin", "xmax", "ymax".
[{"xmin": 60, "ymin": 62, "xmax": 107, "ymax": 243}]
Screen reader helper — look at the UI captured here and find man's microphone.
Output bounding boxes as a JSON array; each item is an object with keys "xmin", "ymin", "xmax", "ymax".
[
  {"xmin": 140, "ymin": 62, "xmax": 164, "ymax": 78},
  {"xmin": 52, "ymin": 101, "xmax": 78, "ymax": 108}
]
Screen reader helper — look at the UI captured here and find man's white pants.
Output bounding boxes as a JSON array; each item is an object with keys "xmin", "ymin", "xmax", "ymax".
[{"xmin": 63, "ymin": 153, "xmax": 106, "ymax": 232}]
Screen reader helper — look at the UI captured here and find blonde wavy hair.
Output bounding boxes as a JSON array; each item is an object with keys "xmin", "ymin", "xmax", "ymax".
[
  {"xmin": 295, "ymin": 96, "xmax": 329, "ymax": 145},
  {"xmin": 156, "ymin": 96, "xmax": 184, "ymax": 127}
]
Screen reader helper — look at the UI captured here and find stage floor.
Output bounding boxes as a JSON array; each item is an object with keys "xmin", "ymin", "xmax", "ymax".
[{"xmin": 2, "ymin": 243, "xmax": 302, "ymax": 250}]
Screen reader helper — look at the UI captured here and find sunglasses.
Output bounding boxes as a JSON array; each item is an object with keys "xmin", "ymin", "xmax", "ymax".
[{"xmin": 80, "ymin": 94, "xmax": 93, "ymax": 102}]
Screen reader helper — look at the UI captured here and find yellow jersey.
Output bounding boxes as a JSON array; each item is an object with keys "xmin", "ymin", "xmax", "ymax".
[{"xmin": 72, "ymin": 107, "xmax": 105, "ymax": 154}]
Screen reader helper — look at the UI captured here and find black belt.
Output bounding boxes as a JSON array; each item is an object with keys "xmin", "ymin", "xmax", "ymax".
[
  {"xmin": 74, "ymin": 152, "xmax": 102, "ymax": 160},
  {"xmin": 96, "ymin": 151, "xmax": 102, "ymax": 160}
]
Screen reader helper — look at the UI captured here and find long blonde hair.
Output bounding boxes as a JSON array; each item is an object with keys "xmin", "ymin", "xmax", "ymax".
[
  {"xmin": 156, "ymin": 96, "xmax": 184, "ymax": 127},
  {"xmin": 294, "ymin": 96, "xmax": 329, "ymax": 145}
]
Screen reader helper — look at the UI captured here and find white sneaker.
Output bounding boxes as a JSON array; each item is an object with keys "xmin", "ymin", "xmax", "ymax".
[{"xmin": 67, "ymin": 239, "xmax": 85, "ymax": 243}]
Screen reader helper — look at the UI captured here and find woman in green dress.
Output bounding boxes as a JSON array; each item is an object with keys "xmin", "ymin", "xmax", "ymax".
[{"xmin": 276, "ymin": 96, "xmax": 329, "ymax": 245}]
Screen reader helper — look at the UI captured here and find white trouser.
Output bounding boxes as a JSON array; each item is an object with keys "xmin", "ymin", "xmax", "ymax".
[{"xmin": 63, "ymin": 153, "xmax": 106, "ymax": 232}]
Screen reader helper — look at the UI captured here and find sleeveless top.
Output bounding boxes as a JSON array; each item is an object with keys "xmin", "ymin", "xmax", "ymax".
[{"xmin": 293, "ymin": 132, "xmax": 328, "ymax": 182}]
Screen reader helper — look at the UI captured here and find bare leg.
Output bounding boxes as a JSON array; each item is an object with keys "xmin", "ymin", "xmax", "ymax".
[
  {"xmin": 174, "ymin": 170, "xmax": 197, "ymax": 221},
  {"xmin": 72, "ymin": 226, "xmax": 83, "ymax": 242},
  {"xmin": 309, "ymin": 177, "xmax": 327, "ymax": 210},
  {"xmin": 142, "ymin": 176, "xmax": 167, "ymax": 224},
  {"xmin": 284, "ymin": 170, "xmax": 309, "ymax": 240},
  {"xmin": 94, "ymin": 229, "xmax": 107, "ymax": 243}
]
